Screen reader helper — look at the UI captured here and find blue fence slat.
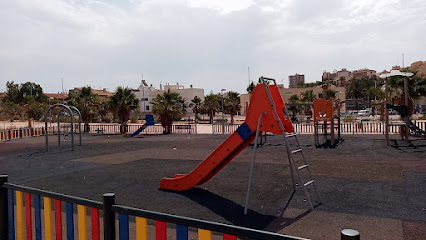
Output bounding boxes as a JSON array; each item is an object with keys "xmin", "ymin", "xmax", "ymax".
[
  {"xmin": 8, "ymin": 189, "xmax": 15, "ymax": 240},
  {"xmin": 176, "ymin": 224, "xmax": 188, "ymax": 240},
  {"xmin": 66, "ymin": 202, "xmax": 74, "ymax": 240},
  {"xmin": 34, "ymin": 195, "xmax": 42, "ymax": 240},
  {"xmin": 119, "ymin": 214, "xmax": 129, "ymax": 240}
]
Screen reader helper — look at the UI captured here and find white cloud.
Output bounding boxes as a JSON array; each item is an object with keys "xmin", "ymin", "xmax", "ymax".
[
  {"xmin": 188, "ymin": 0, "xmax": 254, "ymax": 14},
  {"xmin": 0, "ymin": 0, "xmax": 425, "ymax": 94}
]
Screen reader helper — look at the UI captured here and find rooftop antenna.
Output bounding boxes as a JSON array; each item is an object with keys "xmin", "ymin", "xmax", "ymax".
[
  {"xmin": 61, "ymin": 78, "xmax": 64, "ymax": 94},
  {"xmin": 402, "ymin": 53, "xmax": 405, "ymax": 68}
]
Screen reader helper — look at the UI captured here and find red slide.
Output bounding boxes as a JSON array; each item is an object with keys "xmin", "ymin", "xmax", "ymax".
[{"xmin": 159, "ymin": 82, "xmax": 294, "ymax": 191}]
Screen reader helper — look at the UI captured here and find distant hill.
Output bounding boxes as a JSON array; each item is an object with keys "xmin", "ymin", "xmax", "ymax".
[{"xmin": 409, "ymin": 61, "xmax": 426, "ymax": 76}]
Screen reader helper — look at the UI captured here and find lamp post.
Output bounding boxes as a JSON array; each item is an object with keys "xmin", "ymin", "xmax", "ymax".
[{"xmin": 221, "ymin": 89, "xmax": 226, "ymax": 134}]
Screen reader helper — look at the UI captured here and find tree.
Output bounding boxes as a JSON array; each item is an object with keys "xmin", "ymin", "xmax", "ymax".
[
  {"xmin": 201, "ymin": 93, "xmax": 221, "ymax": 124},
  {"xmin": 26, "ymin": 99, "xmax": 48, "ymax": 127},
  {"xmin": 189, "ymin": 96, "xmax": 202, "ymax": 123},
  {"xmin": 246, "ymin": 82, "xmax": 255, "ymax": 94},
  {"xmin": 289, "ymin": 94, "xmax": 299, "ymax": 103},
  {"xmin": 151, "ymin": 90, "xmax": 186, "ymax": 134},
  {"xmin": 388, "ymin": 73, "xmax": 426, "ymax": 115},
  {"xmin": 224, "ymin": 91, "xmax": 240, "ymax": 124},
  {"xmin": 346, "ymin": 76, "xmax": 383, "ymax": 102},
  {"xmin": 95, "ymin": 99, "xmax": 110, "ymax": 122},
  {"xmin": 3, "ymin": 81, "xmax": 48, "ymax": 125},
  {"xmin": 67, "ymin": 87, "xmax": 95, "ymax": 132},
  {"xmin": 301, "ymin": 90, "xmax": 316, "ymax": 102},
  {"xmin": 110, "ymin": 87, "xmax": 139, "ymax": 133},
  {"xmin": 326, "ymin": 89, "xmax": 336, "ymax": 100}
]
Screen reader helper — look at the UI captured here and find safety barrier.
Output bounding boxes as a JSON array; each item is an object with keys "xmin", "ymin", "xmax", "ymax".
[
  {"xmin": 89, "ymin": 123, "xmax": 197, "ymax": 135},
  {"xmin": 2, "ymin": 121, "xmax": 424, "ymax": 141},
  {"xmin": 0, "ymin": 125, "xmax": 80, "ymax": 142},
  {"xmin": 212, "ymin": 121, "xmax": 426, "ymax": 135},
  {"xmin": 0, "ymin": 175, "xmax": 306, "ymax": 240}
]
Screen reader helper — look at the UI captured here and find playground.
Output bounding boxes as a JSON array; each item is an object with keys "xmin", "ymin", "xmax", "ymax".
[
  {"xmin": 1, "ymin": 131, "xmax": 425, "ymax": 239},
  {"xmin": 1, "ymin": 79, "xmax": 425, "ymax": 240}
]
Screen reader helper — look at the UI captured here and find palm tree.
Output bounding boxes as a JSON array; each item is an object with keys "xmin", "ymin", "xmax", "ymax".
[
  {"xmin": 246, "ymin": 82, "xmax": 255, "ymax": 94},
  {"xmin": 202, "ymin": 93, "xmax": 221, "ymax": 124},
  {"xmin": 151, "ymin": 90, "xmax": 186, "ymax": 134},
  {"xmin": 190, "ymin": 96, "xmax": 202, "ymax": 123},
  {"xmin": 110, "ymin": 87, "xmax": 139, "ymax": 133},
  {"xmin": 67, "ymin": 87, "xmax": 95, "ymax": 132},
  {"xmin": 224, "ymin": 91, "xmax": 241, "ymax": 124},
  {"xmin": 388, "ymin": 73, "xmax": 426, "ymax": 115},
  {"xmin": 301, "ymin": 90, "xmax": 316, "ymax": 102}
]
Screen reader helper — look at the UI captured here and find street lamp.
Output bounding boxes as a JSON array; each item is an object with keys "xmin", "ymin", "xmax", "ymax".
[{"xmin": 221, "ymin": 88, "xmax": 226, "ymax": 134}]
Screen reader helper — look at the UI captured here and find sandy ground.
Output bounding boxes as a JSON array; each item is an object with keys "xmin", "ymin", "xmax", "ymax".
[{"xmin": 1, "ymin": 133, "xmax": 425, "ymax": 240}]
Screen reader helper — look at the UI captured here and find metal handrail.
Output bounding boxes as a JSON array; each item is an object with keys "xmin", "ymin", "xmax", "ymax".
[{"xmin": 3, "ymin": 183, "xmax": 103, "ymax": 209}]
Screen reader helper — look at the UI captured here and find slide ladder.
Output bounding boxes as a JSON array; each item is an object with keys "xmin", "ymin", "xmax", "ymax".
[
  {"xmin": 160, "ymin": 77, "xmax": 321, "ymax": 210},
  {"xmin": 262, "ymin": 78, "xmax": 321, "ymax": 210}
]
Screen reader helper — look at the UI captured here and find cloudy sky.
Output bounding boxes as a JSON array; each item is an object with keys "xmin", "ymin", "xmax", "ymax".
[{"xmin": 1, "ymin": 0, "xmax": 425, "ymax": 94}]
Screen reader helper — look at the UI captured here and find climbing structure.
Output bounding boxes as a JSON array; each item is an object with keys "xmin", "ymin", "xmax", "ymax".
[
  {"xmin": 313, "ymin": 98, "xmax": 343, "ymax": 148},
  {"xmin": 160, "ymin": 77, "xmax": 321, "ymax": 210}
]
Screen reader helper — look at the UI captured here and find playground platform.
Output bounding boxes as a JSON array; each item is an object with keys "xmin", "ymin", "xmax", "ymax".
[{"xmin": 0, "ymin": 133, "xmax": 425, "ymax": 239}]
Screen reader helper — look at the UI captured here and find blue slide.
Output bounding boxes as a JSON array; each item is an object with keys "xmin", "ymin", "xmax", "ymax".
[{"xmin": 131, "ymin": 114, "xmax": 155, "ymax": 137}]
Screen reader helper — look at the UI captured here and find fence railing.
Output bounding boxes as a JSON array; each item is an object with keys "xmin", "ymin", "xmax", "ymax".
[
  {"xmin": 0, "ymin": 125, "xmax": 82, "ymax": 142},
  {"xmin": 212, "ymin": 120, "xmax": 426, "ymax": 135},
  {"xmin": 2, "ymin": 121, "xmax": 425, "ymax": 141},
  {"xmin": 0, "ymin": 175, "xmax": 306, "ymax": 240},
  {"xmin": 89, "ymin": 124, "xmax": 197, "ymax": 135}
]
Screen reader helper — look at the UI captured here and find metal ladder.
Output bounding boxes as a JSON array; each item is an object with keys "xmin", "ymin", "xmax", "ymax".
[{"xmin": 261, "ymin": 77, "xmax": 322, "ymax": 210}]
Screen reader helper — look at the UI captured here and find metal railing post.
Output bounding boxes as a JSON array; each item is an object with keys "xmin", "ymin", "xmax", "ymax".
[
  {"xmin": 0, "ymin": 175, "xmax": 9, "ymax": 240},
  {"xmin": 103, "ymin": 193, "xmax": 115, "ymax": 240}
]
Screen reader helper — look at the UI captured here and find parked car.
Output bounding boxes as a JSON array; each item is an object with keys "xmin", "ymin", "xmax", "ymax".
[{"xmin": 357, "ymin": 108, "xmax": 372, "ymax": 116}]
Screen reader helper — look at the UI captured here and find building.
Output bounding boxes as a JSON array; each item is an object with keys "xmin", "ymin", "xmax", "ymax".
[
  {"xmin": 69, "ymin": 87, "xmax": 113, "ymax": 100},
  {"xmin": 322, "ymin": 71, "xmax": 337, "ymax": 81},
  {"xmin": 132, "ymin": 81, "xmax": 204, "ymax": 115},
  {"xmin": 239, "ymin": 84, "xmax": 346, "ymax": 116},
  {"xmin": 335, "ymin": 68, "xmax": 351, "ymax": 86},
  {"xmin": 323, "ymin": 68, "xmax": 377, "ymax": 87},
  {"xmin": 288, "ymin": 74, "xmax": 305, "ymax": 88},
  {"xmin": 45, "ymin": 93, "xmax": 68, "ymax": 102}
]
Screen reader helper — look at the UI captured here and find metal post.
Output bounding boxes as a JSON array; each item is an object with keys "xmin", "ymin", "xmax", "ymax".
[
  {"xmin": 404, "ymin": 77, "xmax": 409, "ymax": 143},
  {"xmin": 70, "ymin": 111, "xmax": 74, "ymax": 151},
  {"xmin": 0, "ymin": 175, "xmax": 9, "ymax": 240},
  {"xmin": 385, "ymin": 77, "xmax": 389, "ymax": 145},
  {"xmin": 341, "ymin": 229, "xmax": 360, "ymax": 240},
  {"xmin": 58, "ymin": 109, "xmax": 62, "ymax": 147},
  {"xmin": 221, "ymin": 89, "xmax": 226, "ymax": 134},
  {"xmin": 244, "ymin": 113, "xmax": 266, "ymax": 215},
  {"xmin": 103, "ymin": 193, "xmax": 115, "ymax": 240},
  {"xmin": 45, "ymin": 112, "xmax": 49, "ymax": 152}
]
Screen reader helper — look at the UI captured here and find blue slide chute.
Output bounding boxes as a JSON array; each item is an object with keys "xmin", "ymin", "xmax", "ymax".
[{"xmin": 131, "ymin": 114, "xmax": 155, "ymax": 137}]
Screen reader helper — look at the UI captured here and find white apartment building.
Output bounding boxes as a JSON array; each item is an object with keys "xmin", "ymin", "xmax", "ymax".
[{"xmin": 132, "ymin": 81, "xmax": 204, "ymax": 114}]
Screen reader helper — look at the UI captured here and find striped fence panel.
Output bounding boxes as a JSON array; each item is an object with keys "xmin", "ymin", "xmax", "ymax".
[
  {"xmin": 3, "ymin": 182, "xmax": 103, "ymax": 240},
  {"xmin": 1, "ymin": 176, "xmax": 306, "ymax": 240}
]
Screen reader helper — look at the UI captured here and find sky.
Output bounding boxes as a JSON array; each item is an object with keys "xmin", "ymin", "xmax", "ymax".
[{"xmin": 1, "ymin": 0, "xmax": 425, "ymax": 94}]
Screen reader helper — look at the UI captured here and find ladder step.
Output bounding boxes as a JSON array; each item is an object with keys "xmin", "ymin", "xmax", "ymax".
[
  {"xmin": 291, "ymin": 149, "xmax": 302, "ymax": 154},
  {"xmin": 298, "ymin": 164, "xmax": 308, "ymax": 170},
  {"xmin": 304, "ymin": 180, "xmax": 314, "ymax": 187},
  {"xmin": 285, "ymin": 133, "xmax": 296, "ymax": 138}
]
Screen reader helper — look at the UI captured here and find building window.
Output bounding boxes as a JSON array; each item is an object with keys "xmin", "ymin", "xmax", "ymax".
[
  {"xmin": 284, "ymin": 92, "xmax": 293, "ymax": 95},
  {"xmin": 146, "ymin": 106, "xmax": 150, "ymax": 111},
  {"xmin": 141, "ymin": 98, "xmax": 148, "ymax": 101}
]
